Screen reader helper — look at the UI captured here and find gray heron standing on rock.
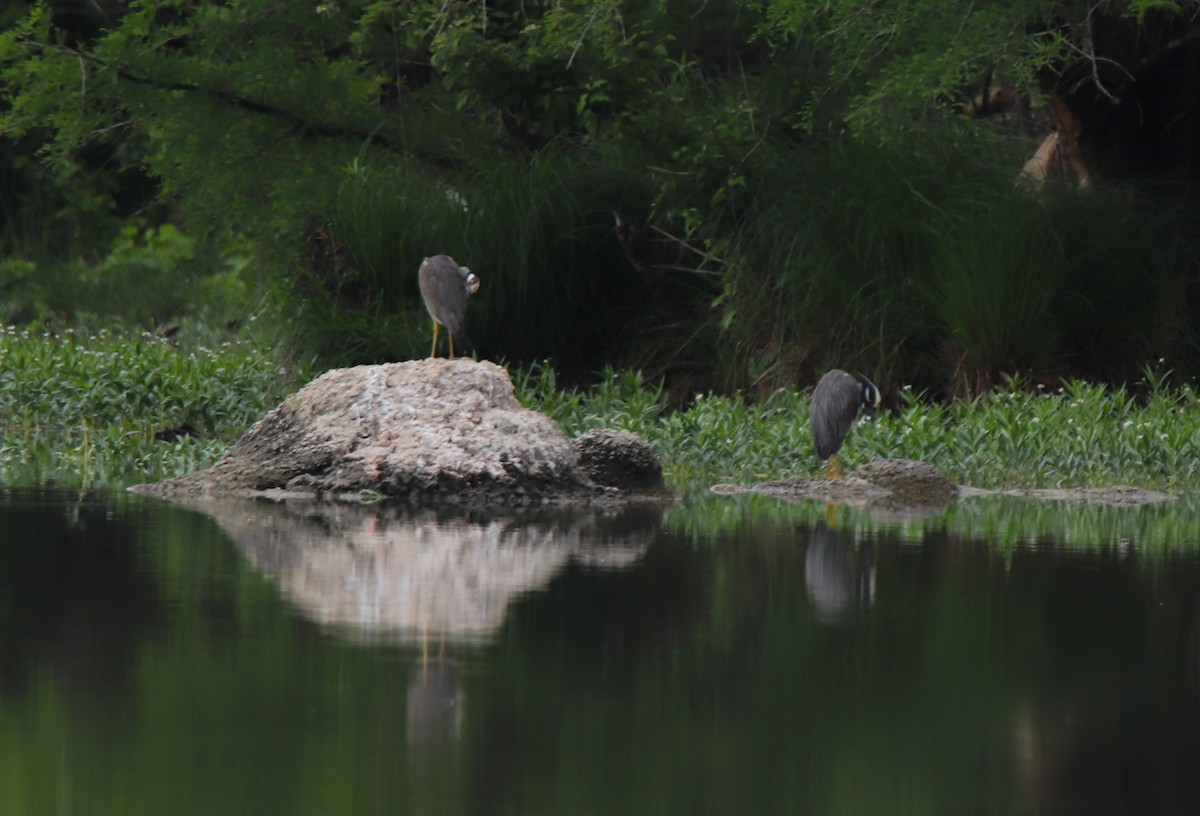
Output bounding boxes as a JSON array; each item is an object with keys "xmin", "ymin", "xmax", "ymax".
[
  {"xmin": 418, "ymin": 254, "xmax": 479, "ymax": 359},
  {"xmin": 810, "ymin": 369, "xmax": 880, "ymax": 479}
]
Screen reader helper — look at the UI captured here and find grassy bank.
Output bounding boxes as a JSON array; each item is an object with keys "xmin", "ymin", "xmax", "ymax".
[
  {"xmin": 515, "ymin": 365, "xmax": 1200, "ymax": 490},
  {"xmin": 0, "ymin": 326, "xmax": 291, "ymax": 488},
  {"xmin": 285, "ymin": 138, "xmax": 1200, "ymax": 399},
  {"xmin": 3, "ymin": 329, "xmax": 1199, "ymax": 492}
]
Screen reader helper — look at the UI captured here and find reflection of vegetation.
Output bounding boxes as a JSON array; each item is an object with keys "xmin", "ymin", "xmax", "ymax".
[
  {"xmin": 934, "ymin": 495, "xmax": 1200, "ymax": 554},
  {"xmin": 0, "ymin": 491, "xmax": 435, "ymax": 816},
  {"xmin": 473, "ymin": 511, "xmax": 1197, "ymax": 814},
  {"xmin": 664, "ymin": 491, "xmax": 1200, "ymax": 555},
  {"xmin": 1, "ymin": 489, "xmax": 1197, "ymax": 813}
]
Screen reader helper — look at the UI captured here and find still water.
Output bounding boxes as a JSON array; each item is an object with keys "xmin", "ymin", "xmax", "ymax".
[{"xmin": 2, "ymin": 487, "xmax": 1198, "ymax": 815}]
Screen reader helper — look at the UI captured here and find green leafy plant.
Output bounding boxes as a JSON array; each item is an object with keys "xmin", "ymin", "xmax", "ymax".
[{"xmin": 0, "ymin": 326, "xmax": 292, "ymax": 488}]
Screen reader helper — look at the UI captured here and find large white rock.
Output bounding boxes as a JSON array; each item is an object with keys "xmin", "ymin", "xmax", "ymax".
[{"xmin": 133, "ymin": 358, "xmax": 601, "ymax": 504}]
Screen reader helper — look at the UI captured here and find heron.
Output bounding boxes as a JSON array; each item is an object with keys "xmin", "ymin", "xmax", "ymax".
[
  {"xmin": 810, "ymin": 369, "xmax": 880, "ymax": 479},
  {"xmin": 418, "ymin": 254, "xmax": 479, "ymax": 359}
]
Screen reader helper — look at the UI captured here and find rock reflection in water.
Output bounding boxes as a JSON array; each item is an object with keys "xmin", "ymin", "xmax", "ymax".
[
  {"xmin": 803, "ymin": 521, "xmax": 875, "ymax": 623},
  {"xmin": 178, "ymin": 499, "xmax": 661, "ymax": 644}
]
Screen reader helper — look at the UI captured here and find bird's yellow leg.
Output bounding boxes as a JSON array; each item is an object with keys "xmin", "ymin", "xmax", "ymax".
[
  {"xmin": 824, "ymin": 454, "xmax": 841, "ymax": 480},
  {"xmin": 448, "ymin": 334, "xmax": 455, "ymax": 360},
  {"xmin": 429, "ymin": 321, "xmax": 440, "ymax": 358},
  {"xmin": 832, "ymin": 454, "xmax": 841, "ymax": 479}
]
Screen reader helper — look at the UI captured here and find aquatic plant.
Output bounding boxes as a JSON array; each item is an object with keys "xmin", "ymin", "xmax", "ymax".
[
  {"xmin": 517, "ymin": 366, "xmax": 1200, "ymax": 491},
  {"xmin": 4, "ymin": 326, "xmax": 1200, "ymax": 495},
  {"xmin": 664, "ymin": 489, "xmax": 1200, "ymax": 556},
  {"xmin": 856, "ymin": 376, "xmax": 1200, "ymax": 489},
  {"xmin": 0, "ymin": 326, "xmax": 289, "ymax": 488}
]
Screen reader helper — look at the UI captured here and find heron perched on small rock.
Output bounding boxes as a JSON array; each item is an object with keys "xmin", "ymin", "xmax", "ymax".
[
  {"xmin": 418, "ymin": 254, "xmax": 479, "ymax": 359},
  {"xmin": 810, "ymin": 369, "xmax": 880, "ymax": 479}
]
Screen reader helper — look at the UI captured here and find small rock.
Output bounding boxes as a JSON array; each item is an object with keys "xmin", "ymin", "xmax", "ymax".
[
  {"xmin": 851, "ymin": 458, "xmax": 958, "ymax": 504},
  {"xmin": 572, "ymin": 429, "xmax": 665, "ymax": 491},
  {"xmin": 716, "ymin": 458, "xmax": 957, "ymax": 519}
]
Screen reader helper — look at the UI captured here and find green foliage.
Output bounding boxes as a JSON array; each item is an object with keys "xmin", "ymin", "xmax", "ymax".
[
  {"xmin": 756, "ymin": 0, "xmax": 1067, "ymax": 135},
  {"xmin": 515, "ymin": 362, "xmax": 1200, "ymax": 491},
  {"xmin": 2, "ymin": 222, "xmax": 261, "ymax": 338},
  {"xmin": 716, "ymin": 126, "xmax": 1200, "ymax": 395},
  {"xmin": 0, "ymin": 326, "xmax": 290, "ymax": 488},
  {"xmin": 857, "ymin": 376, "xmax": 1200, "ymax": 489},
  {"xmin": 3, "ymin": 0, "xmax": 1199, "ymax": 393},
  {"xmin": 296, "ymin": 150, "xmax": 658, "ymax": 371},
  {"xmin": 930, "ymin": 183, "xmax": 1194, "ymax": 393},
  {"xmin": 413, "ymin": 0, "xmax": 667, "ymax": 139},
  {"xmin": 512, "ymin": 361, "xmax": 669, "ymax": 435}
]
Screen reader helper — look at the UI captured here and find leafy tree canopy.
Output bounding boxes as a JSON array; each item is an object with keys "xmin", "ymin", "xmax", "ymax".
[
  {"xmin": 3, "ymin": 0, "xmax": 1197, "ymax": 241},
  {"xmin": 3, "ymin": 1, "xmax": 1200, "ymax": 386}
]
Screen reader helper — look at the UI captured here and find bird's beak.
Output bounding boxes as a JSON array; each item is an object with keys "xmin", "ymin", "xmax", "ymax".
[{"xmin": 864, "ymin": 386, "xmax": 881, "ymax": 420}]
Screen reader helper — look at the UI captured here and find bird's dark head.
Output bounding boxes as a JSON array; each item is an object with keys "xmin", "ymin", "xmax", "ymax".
[
  {"xmin": 462, "ymin": 267, "xmax": 480, "ymax": 295},
  {"xmin": 858, "ymin": 376, "xmax": 881, "ymax": 419}
]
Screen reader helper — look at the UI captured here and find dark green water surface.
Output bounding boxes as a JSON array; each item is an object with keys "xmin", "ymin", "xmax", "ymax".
[{"xmin": 2, "ymin": 488, "xmax": 1198, "ymax": 815}]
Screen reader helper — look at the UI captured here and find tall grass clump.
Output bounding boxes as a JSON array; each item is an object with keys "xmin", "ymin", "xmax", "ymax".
[
  {"xmin": 717, "ymin": 125, "xmax": 1024, "ymax": 394},
  {"xmin": 930, "ymin": 197, "xmax": 1065, "ymax": 395},
  {"xmin": 0, "ymin": 326, "xmax": 290, "ymax": 488},
  {"xmin": 930, "ymin": 182, "xmax": 1197, "ymax": 396},
  {"xmin": 292, "ymin": 149, "xmax": 658, "ymax": 377},
  {"xmin": 717, "ymin": 124, "xmax": 1200, "ymax": 397},
  {"xmin": 285, "ymin": 159, "xmax": 461, "ymax": 366},
  {"xmin": 462, "ymin": 153, "xmax": 657, "ymax": 376}
]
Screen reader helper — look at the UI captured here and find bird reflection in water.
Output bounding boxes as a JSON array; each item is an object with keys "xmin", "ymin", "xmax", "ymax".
[
  {"xmin": 804, "ymin": 521, "xmax": 875, "ymax": 624},
  {"xmin": 407, "ymin": 642, "xmax": 464, "ymax": 759}
]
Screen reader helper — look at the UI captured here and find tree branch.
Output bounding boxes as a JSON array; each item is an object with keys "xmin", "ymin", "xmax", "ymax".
[
  {"xmin": 1131, "ymin": 25, "xmax": 1200, "ymax": 78},
  {"xmin": 18, "ymin": 38, "xmax": 457, "ymax": 169}
]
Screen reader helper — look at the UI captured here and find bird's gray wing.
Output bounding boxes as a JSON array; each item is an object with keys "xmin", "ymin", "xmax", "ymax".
[
  {"xmin": 418, "ymin": 255, "xmax": 468, "ymax": 336},
  {"xmin": 417, "ymin": 256, "xmax": 445, "ymax": 319},
  {"xmin": 810, "ymin": 369, "xmax": 862, "ymax": 460}
]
